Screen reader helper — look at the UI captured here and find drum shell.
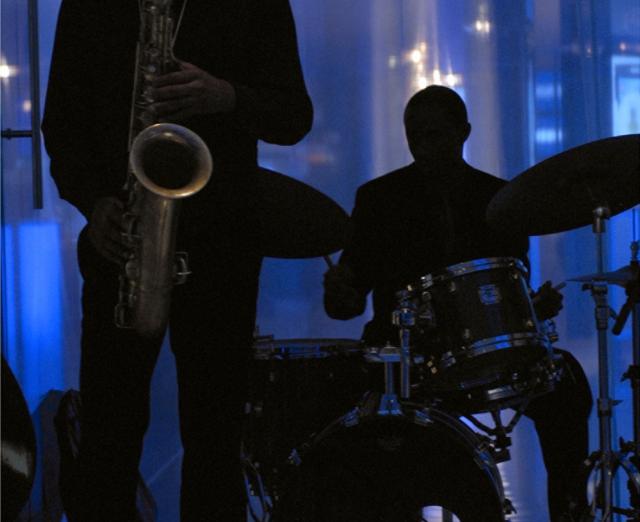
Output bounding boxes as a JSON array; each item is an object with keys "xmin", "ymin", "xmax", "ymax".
[
  {"xmin": 274, "ymin": 394, "xmax": 506, "ymax": 522},
  {"xmin": 245, "ymin": 339, "xmax": 377, "ymax": 491},
  {"xmin": 408, "ymin": 258, "xmax": 553, "ymax": 410}
]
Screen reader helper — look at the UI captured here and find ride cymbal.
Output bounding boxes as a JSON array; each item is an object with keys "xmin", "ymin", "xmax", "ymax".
[
  {"xmin": 256, "ymin": 167, "xmax": 349, "ymax": 258},
  {"xmin": 487, "ymin": 134, "xmax": 640, "ymax": 236}
]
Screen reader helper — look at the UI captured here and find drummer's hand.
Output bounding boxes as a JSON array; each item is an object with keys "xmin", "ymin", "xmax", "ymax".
[
  {"xmin": 323, "ymin": 264, "xmax": 366, "ymax": 320},
  {"xmin": 87, "ymin": 197, "xmax": 132, "ymax": 266},
  {"xmin": 532, "ymin": 280, "xmax": 564, "ymax": 320}
]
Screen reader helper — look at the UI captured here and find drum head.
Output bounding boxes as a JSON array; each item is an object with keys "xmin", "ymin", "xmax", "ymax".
[{"xmin": 274, "ymin": 404, "xmax": 505, "ymax": 522}]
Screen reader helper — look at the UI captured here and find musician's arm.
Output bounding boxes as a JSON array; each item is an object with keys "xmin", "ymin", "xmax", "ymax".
[
  {"xmin": 230, "ymin": 0, "xmax": 313, "ymax": 145},
  {"xmin": 42, "ymin": 0, "xmax": 115, "ymax": 220}
]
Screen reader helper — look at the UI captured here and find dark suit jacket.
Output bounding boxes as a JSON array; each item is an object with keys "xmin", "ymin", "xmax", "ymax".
[
  {"xmin": 339, "ymin": 161, "xmax": 529, "ymax": 345},
  {"xmin": 42, "ymin": 0, "xmax": 313, "ymax": 225}
]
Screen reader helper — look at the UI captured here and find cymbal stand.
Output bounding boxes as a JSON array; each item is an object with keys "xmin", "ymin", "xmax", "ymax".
[
  {"xmin": 610, "ymin": 229, "xmax": 640, "ymax": 516},
  {"xmin": 580, "ymin": 206, "xmax": 639, "ymax": 521}
]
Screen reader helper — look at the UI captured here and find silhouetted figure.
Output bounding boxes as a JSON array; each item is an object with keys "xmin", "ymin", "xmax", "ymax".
[
  {"xmin": 42, "ymin": 1, "xmax": 312, "ymax": 520},
  {"xmin": 324, "ymin": 86, "xmax": 592, "ymax": 522}
]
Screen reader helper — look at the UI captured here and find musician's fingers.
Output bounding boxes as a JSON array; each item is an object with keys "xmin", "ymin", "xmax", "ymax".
[{"xmin": 152, "ymin": 68, "xmax": 198, "ymax": 88}]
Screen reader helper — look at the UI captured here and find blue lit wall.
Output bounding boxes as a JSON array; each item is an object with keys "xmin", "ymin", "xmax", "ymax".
[{"xmin": 2, "ymin": 221, "xmax": 63, "ymax": 406}]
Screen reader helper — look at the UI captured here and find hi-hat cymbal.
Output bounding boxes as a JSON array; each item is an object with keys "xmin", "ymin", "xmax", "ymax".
[
  {"xmin": 568, "ymin": 263, "xmax": 639, "ymax": 287},
  {"xmin": 256, "ymin": 167, "xmax": 349, "ymax": 259},
  {"xmin": 486, "ymin": 134, "xmax": 640, "ymax": 236}
]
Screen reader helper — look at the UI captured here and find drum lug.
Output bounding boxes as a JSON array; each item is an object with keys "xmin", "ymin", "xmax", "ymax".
[
  {"xmin": 343, "ymin": 408, "xmax": 361, "ymax": 427},
  {"xmin": 462, "ymin": 328, "xmax": 473, "ymax": 342},
  {"xmin": 524, "ymin": 318, "xmax": 536, "ymax": 330},
  {"xmin": 413, "ymin": 408, "xmax": 432, "ymax": 426},
  {"xmin": 287, "ymin": 447, "xmax": 302, "ymax": 467},
  {"xmin": 503, "ymin": 498, "xmax": 517, "ymax": 515},
  {"xmin": 448, "ymin": 281, "xmax": 457, "ymax": 293},
  {"xmin": 417, "ymin": 304, "xmax": 435, "ymax": 328}
]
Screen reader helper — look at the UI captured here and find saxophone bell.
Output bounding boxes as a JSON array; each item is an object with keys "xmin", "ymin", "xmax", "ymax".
[{"xmin": 130, "ymin": 123, "xmax": 212, "ymax": 199}]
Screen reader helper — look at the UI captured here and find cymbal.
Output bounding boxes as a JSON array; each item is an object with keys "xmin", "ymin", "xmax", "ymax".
[
  {"xmin": 486, "ymin": 134, "xmax": 640, "ymax": 236},
  {"xmin": 255, "ymin": 167, "xmax": 349, "ymax": 259},
  {"xmin": 568, "ymin": 263, "xmax": 639, "ymax": 287}
]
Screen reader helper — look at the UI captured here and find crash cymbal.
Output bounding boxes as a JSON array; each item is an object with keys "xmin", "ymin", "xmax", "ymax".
[
  {"xmin": 256, "ymin": 167, "xmax": 349, "ymax": 259},
  {"xmin": 568, "ymin": 263, "xmax": 639, "ymax": 287},
  {"xmin": 486, "ymin": 134, "xmax": 640, "ymax": 236}
]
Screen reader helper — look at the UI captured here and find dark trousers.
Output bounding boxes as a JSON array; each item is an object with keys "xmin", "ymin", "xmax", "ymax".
[
  {"xmin": 524, "ymin": 349, "xmax": 593, "ymax": 521},
  {"xmin": 71, "ymin": 212, "xmax": 262, "ymax": 521}
]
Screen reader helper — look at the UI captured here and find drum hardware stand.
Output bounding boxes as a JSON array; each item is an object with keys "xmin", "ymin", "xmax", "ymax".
[
  {"xmin": 364, "ymin": 344, "xmax": 404, "ymax": 415},
  {"xmin": 611, "ymin": 239, "xmax": 639, "ymax": 461},
  {"xmin": 461, "ymin": 405, "xmax": 530, "ymax": 464},
  {"xmin": 241, "ymin": 441, "xmax": 273, "ymax": 522},
  {"xmin": 610, "ymin": 237, "xmax": 640, "ymax": 518},
  {"xmin": 572, "ymin": 205, "xmax": 639, "ymax": 522},
  {"xmin": 394, "ymin": 296, "xmax": 417, "ymax": 400}
]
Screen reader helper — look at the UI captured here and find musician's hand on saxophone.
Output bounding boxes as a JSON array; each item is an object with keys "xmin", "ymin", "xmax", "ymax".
[
  {"xmin": 88, "ymin": 197, "xmax": 131, "ymax": 266},
  {"xmin": 150, "ymin": 61, "xmax": 236, "ymax": 122}
]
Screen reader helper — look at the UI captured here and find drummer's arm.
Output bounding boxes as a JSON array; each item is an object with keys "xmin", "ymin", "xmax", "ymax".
[
  {"xmin": 519, "ymin": 245, "xmax": 564, "ymax": 320},
  {"xmin": 323, "ymin": 186, "xmax": 375, "ymax": 320},
  {"xmin": 323, "ymin": 263, "xmax": 368, "ymax": 319}
]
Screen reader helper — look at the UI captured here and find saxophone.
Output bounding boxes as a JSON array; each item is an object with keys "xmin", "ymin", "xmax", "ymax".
[{"xmin": 115, "ymin": 0, "xmax": 212, "ymax": 338}]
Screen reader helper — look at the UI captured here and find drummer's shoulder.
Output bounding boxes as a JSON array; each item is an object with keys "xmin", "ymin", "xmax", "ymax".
[
  {"xmin": 356, "ymin": 164, "xmax": 417, "ymax": 197},
  {"xmin": 467, "ymin": 166, "xmax": 509, "ymax": 189}
]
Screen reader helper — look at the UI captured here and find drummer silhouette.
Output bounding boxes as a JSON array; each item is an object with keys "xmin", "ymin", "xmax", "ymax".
[{"xmin": 323, "ymin": 85, "xmax": 593, "ymax": 522}]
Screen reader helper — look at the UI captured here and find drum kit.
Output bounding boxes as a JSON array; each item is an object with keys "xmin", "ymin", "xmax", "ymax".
[{"xmin": 244, "ymin": 134, "xmax": 639, "ymax": 521}]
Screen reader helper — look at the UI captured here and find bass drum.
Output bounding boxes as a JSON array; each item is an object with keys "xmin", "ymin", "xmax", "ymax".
[
  {"xmin": 245, "ymin": 338, "xmax": 375, "ymax": 495},
  {"xmin": 273, "ymin": 393, "xmax": 508, "ymax": 522}
]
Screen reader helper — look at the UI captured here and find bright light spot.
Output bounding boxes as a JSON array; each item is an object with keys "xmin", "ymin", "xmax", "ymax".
[
  {"xmin": 445, "ymin": 74, "xmax": 456, "ymax": 86},
  {"xmin": 535, "ymin": 84, "xmax": 556, "ymax": 99},
  {"xmin": 417, "ymin": 76, "xmax": 428, "ymax": 89},
  {"xmin": 432, "ymin": 69, "xmax": 442, "ymax": 84},
  {"xmin": 0, "ymin": 65, "xmax": 11, "ymax": 78},
  {"xmin": 22, "ymin": 100, "xmax": 31, "ymax": 112},
  {"xmin": 535, "ymin": 128, "xmax": 563, "ymax": 144},
  {"xmin": 388, "ymin": 55, "xmax": 397, "ymax": 69},
  {"xmin": 474, "ymin": 19, "xmax": 491, "ymax": 34},
  {"xmin": 410, "ymin": 49, "xmax": 423, "ymax": 64},
  {"xmin": 620, "ymin": 42, "xmax": 628, "ymax": 51}
]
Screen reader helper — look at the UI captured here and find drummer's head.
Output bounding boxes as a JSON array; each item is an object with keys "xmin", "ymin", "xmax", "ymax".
[{"xmin": 404, "ymin": 85, "xmax": 471, "ymax": 170}]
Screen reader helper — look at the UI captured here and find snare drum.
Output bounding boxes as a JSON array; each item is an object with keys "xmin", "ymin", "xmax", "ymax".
[
  {"xmin": 403, "ymin": 257, "xmax": 556, "ymax": 412},
  {"xmin": 273, "ymin": 393, "xmax": 509, "ymax": 522},
  {"xmin": 245, "ymin": 338, "xmax": 374, "ymax": 493}
]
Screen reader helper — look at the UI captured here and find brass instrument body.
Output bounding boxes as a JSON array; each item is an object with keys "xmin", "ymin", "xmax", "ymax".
[{"xmin": 115, "ymin": 0, "xmax": 212, "ymax": 338}]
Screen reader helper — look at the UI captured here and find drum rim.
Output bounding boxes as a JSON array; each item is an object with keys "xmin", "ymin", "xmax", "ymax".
[
  {"xmin": 439, "ymin": 332, "xmax": 552, "ymax": 369},
  {"xmin": 286, "ymin": 397, "xmax": 507, "ymax": 516},
  {"xmin": 253, "ymin": 338, "xmax": 363, "ymax": 359},
  {"xmin": 417, "ymin": 256, "xmax": 528, "ymax": 290}
]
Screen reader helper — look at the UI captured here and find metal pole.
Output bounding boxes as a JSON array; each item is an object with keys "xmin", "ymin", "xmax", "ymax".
[
  {"xmin": 27, "ymin": 0, "xmax": 43, "ymax": 209},
  {"xmin": 594, "ymin": 207, "xmax": 613, "ymax": 520}
]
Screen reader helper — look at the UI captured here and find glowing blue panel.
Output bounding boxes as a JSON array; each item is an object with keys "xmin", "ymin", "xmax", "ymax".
[{"xmin": 15, "ymin": 221, "xmax": 64, "ymax": 410}]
